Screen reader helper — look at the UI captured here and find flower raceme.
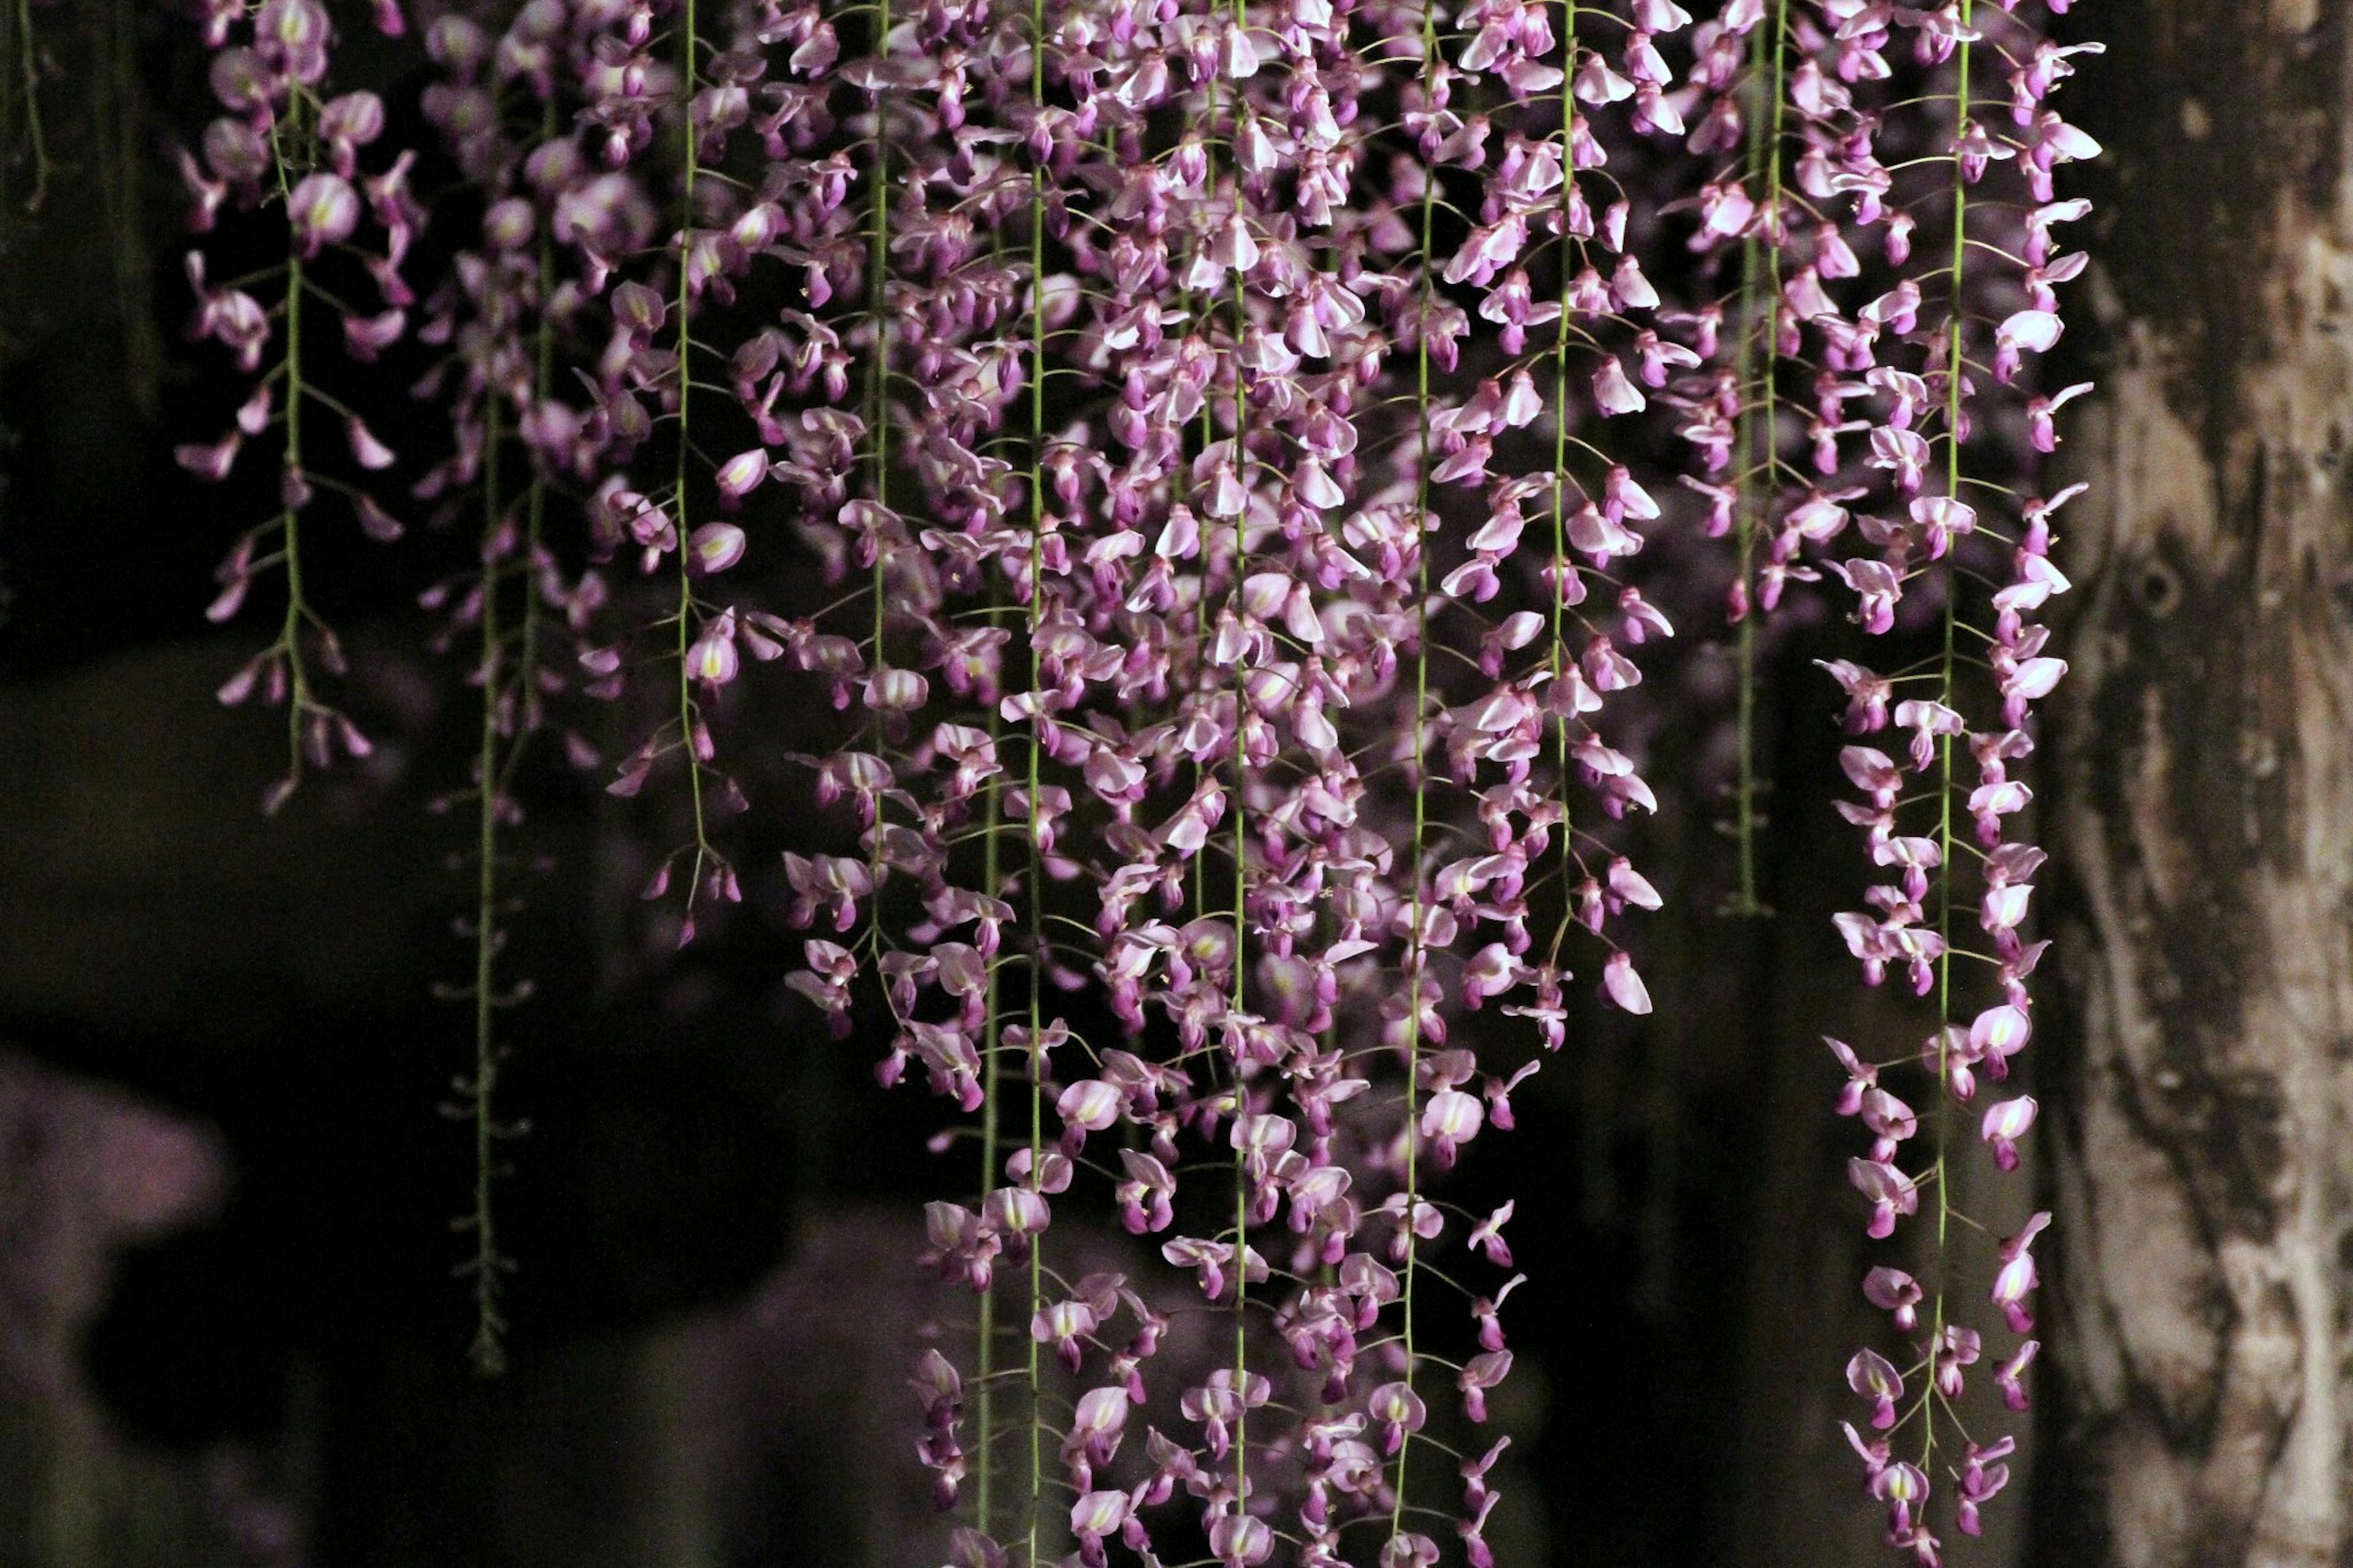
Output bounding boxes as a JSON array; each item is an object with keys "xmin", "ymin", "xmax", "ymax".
[
  {"xmin": 178, "ymin": 0, "xmax": 422, "ymax": 811},
  {"xmin": 167, "ymin": 0, "xmax": 2094, "ymax": 1559},
  {"xmin": 1774, "ymin": 0, "xmax": 2094, "ymax": 1556}
]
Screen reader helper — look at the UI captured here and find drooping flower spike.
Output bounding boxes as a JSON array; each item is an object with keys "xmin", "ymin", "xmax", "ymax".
[
  {"xmin": 181, "ymin": 0, "xmax": 419, "ymax": 811},
  {"xmin": 1794, "ymin": 0, "xmax": 2094, "ymax": 1555}
]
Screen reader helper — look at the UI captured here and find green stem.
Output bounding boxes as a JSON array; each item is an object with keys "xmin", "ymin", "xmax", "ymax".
[
  {"xmin": 1390, "ymin": 0, "xmax": 1440, "ymax": 1539},
  {"xmin": 1728, "ymin": 0, "xmax": 1789, "ymax": 917},
  {"xmin": 467, "ymin": 94, "xmax": 563, "ymax": 1378},
  {"xmin": 1552, "ymin": 0, "xmax": 1578, "ymax": 945},
  {"xmin": 268, "ymin": 103, "xmax": 314, "ymax": 803},
  {"xmin": 976, "ymin": 713, "xmax": 1002, "ymax": 1534},
  {"xmin": 1023, "ymin": 7, "xmax": 1047, "ymax": 1557},
  {"xmin": 468, "ymin": 392, "xmax": 509, "ymax": 1378},
  {"xmin": 1922, "ymin": 0, "xmax": 1973, "ymax": 1482},
  {"xmin": 862, "ymin": 0, "xmax": 895, "ymax": 966},
  {"xmin": 673, "ymin": 0, "xmax": 711, "ymax": 911},
  {"xmin": 1226, "ymin": 28, "xmax": 1253, "ymax": 1518},
  {"xmin": 988, "ymin": 7, "xmax": 1050, "ymax": 1534}
]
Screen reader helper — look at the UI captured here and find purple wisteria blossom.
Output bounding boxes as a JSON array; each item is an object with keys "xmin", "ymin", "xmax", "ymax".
[{"xmin": 166, "ymin": 0, "xmax": 2096, "ymax": 1551}]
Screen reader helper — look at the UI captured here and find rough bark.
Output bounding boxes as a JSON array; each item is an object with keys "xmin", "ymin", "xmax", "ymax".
[{"xmin": 2041, "ymin": 1, "xmax": 2353, "ymax": 1562}]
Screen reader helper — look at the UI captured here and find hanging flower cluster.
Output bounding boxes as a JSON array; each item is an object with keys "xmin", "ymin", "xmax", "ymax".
[
  {"xmin": 177, "ymin": 0, "xmax": 422, "ymax": 809},
  {"xmin": 164, "ymin": 0, "xmax": 2098, "ymax": 1558},
  {"xmin": 1661, "ymin": 0, "xmax": 2093, "ymax": 1559},
  {"xmin": 752, "ymin": 0, "xmax": 1713, "ymax": 1559},
  {"xmin": 404, "ymin": 1, "xmax": 633, "ymax": 1375}
]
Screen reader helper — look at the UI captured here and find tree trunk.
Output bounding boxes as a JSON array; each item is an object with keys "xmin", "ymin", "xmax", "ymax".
[{"xmin": 2042, "ymin": 2, "xmax": 2353, "ymax": 1562}]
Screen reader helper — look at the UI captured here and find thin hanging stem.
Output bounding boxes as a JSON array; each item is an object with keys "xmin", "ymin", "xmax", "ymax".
[
  {"xmin": 1552, "ymin": 0, "xmax": 1578, "ymax": 960},
  {"xmin": 976, "ymin": 697, "xmax": 1004, "ymax": 1532},
  {"xmin": 466, "ymin": 394, "xmax": 511, "ymax": 1378},
  {"xmin": 267, "ymin": 102, "xmax": 316, "ymax": 806},
  {"xmin": 1225, "ymin": 0, "xmax": 1254, "ymax": 1515},
  {"xmin": 673, "ymin": 0, "xmax": 713, "ymax": 913},
  {"xmin": 1727, "ymin": 0, "xmax": 1789, "ymax": 917},
  {"xmin": 1389, "ymin": 0, "xmax": 1441, "ymax": 1537},
  {"xmin": 1921, "ymin": 0, "xmax": 1974, "ymax": 1483},
  {"xmin": 861, "ymin": 0, "xmax": 896, "ymax": 968},
  {"xmin": 1023, "ymin": 4, "xmax": 1049, "ymax": 1556},
  {"xmin": 466, "ymin": 93, "xmax": 564, "ymax": 1378}
]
